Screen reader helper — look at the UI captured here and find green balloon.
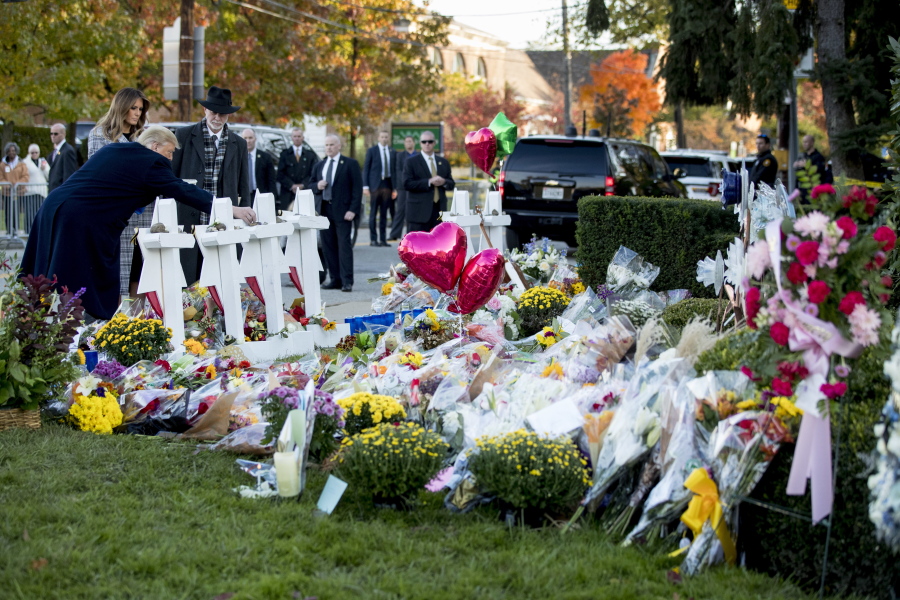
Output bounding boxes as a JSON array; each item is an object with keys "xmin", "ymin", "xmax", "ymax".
[{"xmin": 488, "ymin": 112, "xmax": 517, "ymax": 158}]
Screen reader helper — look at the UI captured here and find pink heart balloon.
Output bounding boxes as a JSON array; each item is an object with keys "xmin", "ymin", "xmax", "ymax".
[
  {"xmin": 455, "ymin": 248, "xmax": 506, "ymax": 314},
  {"xmin": 398, "ymin": 222, "xmax": 468, "ymax": 294},
  {"xmin": 465, "ymin": 128, "xmax": 498, "ymax": 175}
]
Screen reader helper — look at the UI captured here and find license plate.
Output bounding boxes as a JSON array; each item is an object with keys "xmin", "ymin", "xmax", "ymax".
[
  {"xmin": 542, "ymin": 187, "xmax": 564, "ymax": 200},
  {"xmin": 539, "ymin": 217, "xmax": 563, "ymax": 226}
]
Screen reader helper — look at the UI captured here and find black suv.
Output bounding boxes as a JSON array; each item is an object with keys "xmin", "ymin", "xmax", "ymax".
[{"xmin": 499, "ymin": 135, "xmax": 686, "ymax": 247}]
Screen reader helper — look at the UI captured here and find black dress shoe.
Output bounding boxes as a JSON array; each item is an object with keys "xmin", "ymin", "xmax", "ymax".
[
  {"xmin": 379, "ymin": 241, "xmax": 391, "ymax": 247},
  {"xmin": 322, "ymin": 281, "xmax": 342, "ymax": 290},
  {"xmin": 370, "ymin": 242, "xmax": 381, "ymax": 247},
  {"xmin": 341, "ymin": 284, "xmax": 352, "ymax": 292}
]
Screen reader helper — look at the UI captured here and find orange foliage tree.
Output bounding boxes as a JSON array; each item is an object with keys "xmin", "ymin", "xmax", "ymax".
[{"xmin": 577, "ymin": 49, "xmax": 661, "ymax": 138}]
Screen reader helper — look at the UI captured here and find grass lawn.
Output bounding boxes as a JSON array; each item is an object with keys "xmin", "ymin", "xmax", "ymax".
[{"xmin": 0, "ymin": 424, "xmax": 839, "ymax": 600}]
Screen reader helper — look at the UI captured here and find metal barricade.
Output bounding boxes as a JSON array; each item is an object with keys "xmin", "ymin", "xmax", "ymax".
[
  {"xmin": 14, "ymin": 182, "xmax": 48, "ymax": 236},
  {"xmin": 0, "ymin": 181, "xmax": 14, "ymax": 238}
]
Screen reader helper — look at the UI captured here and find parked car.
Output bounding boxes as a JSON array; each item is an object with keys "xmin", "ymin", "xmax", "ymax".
[
  {"xmin": 659, "ymin": 150, "xmax": 743, "ymax": 201},
  {"xmin": 499, "ymin": 135, "xmax": 686, "ymax": 248}
]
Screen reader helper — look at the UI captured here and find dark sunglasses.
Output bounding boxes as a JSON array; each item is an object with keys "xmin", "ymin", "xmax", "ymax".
[{"xmin": 420, "ymin": 140, "xmax": 435, "ymax": 144}]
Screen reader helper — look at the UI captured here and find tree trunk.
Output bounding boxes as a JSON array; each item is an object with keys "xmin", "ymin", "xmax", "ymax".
[
  {"xmin": 178, "ymin": 0, "xmax": 195, "ymax": 122},
  {"xmin": 674, "ymin": 102, "xmax": 686, "ymax": 148},
  {"xmin": 816, "ymin": 0, "xmax": 863, "ymax": 179}
]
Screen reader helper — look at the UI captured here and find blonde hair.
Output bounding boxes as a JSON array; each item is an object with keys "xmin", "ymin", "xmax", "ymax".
[
  {"xmin": 138, "ymin": 126, "xmax": 179, "ymax": 149},
  {"xmin": 95, "ymin": 87, "xmax": 150, "ymax": 142}
]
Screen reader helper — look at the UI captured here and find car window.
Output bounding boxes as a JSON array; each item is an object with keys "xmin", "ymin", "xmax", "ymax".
[
  {"xmin": 506, "ymin": 139, "xmax": 609, "ymax": 176},
  {"xmin": 663, "ymin": 156, "xmax": 715, "ymax": 178},
  {"xmin": 259, "ymin": 131, "xmax": 287, "ymax": 155},
  {"xmin": 647, "ymin": 148, "xmax": 669, "ymax": 179},
  {"xmin": 612, "ymin": 144, "xmax": 647, "ymax": 178}
]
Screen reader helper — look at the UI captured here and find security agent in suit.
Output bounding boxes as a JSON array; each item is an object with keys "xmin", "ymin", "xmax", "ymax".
[
  {"xmin": 47, "ymin": 123, "xmax": 79, "ymax": 192},
  {"xmin": 362, "ymin": 130, "xmax": 394, "ymax": 246},
  {"xmin": 241, "ymin": 128, "xmax": 277, "ymax": 196},
  {"xmin": 310, "ymin": 134, "xmax": 362, "ymax": 293},
  {"xmin": 171, "ymin": 86, "xmax": 252, "ymax": 284},
  {"xmin": 749, "ymin": 133, "xmax": 778, "ymax": 187},
  {"xmin": 402, "ymin": 131, "xmax": 454, "ymax": 232},
  {"xmin": 388, "ymin": 135, "xmax": 417, "ymax": 241},
  {"xmin": 277, "ymin": 128, "xmax": 319, "ymax": 210}
]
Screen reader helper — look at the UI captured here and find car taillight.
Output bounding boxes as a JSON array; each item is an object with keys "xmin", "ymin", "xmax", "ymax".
[
  {"xmin": 499, "ymin": 170, "xmax": 506, "ymax": 201},
  {"xmin": 708, "ymin": 182, "xmax": 720, "ymax": 196},
  {"xmin": 605, "ymin": 176, "xmax": 615, "ymax": 196}
]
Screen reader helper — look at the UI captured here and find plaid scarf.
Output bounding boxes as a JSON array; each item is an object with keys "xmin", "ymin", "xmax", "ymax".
[{"xmin": 200, "ymin": 118, "xmax": 227, "ymax": 225}]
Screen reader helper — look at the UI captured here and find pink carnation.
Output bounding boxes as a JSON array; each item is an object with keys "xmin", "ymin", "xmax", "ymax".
[
  {"xmin": 838, "ymin": 291, "xmax": 865, "ymax": 315},
  {"xmin": 745, "ymin": 287, "xmax": 761, "ymax": 329},
  {"xmin": 835, "ymin": 216, "xmax": 857, "ymax": 239},
  {"xmin": 820, "ymin": 382, "xmax": 847, "ymax": 399},
  {"xmin": 795, "ymin": 241, "xmax": 820, "ymax": 266},
  {"xmin": 810, "ymin": 184, "xmax": 836, "ymax": 199},
  {"xmin": 769, "ymin": 322, "xmax": 790, "ymax": 346},
  {"xmin": 873, "ymin": 226, "xmax": 897, "ymax": 252},
  {"xmin": 807, "ymin": 280, "xmax": 831, "ymax": 304}
]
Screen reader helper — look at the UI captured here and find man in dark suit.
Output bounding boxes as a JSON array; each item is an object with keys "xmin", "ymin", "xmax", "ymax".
[
  {"xmin": 47, "ymin": 123, "xmax": 79, "ymax": 192},
  {"xmin": 388, "ymin": 135, "xmax": 417, "ymax": 241},
  {"xmin": 241, "ymin": 128, "xmax": 276, "ymax": 196},
  {"xmin": 362, "ymin": 130, "xmax": 394, "ymax": 246},
  {"xmin": 277, "ymin": 128, "xmax": 318, "ymax": 211},
  {"xmin": 310, "ymin": 134, "xmax": 362, "ymax": 293},
  {"xmin": 403, "ymin": 131, "xmax": 454, "ymax": 232},
  {"xmin": 171, "ymin": 86, "xmax": 251, "ymax": 284}
]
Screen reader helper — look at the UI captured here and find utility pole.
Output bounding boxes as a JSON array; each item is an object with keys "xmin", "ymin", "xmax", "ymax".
[
  {"xmin": 178, "ymin": 0, "xmax": 195, "ymax": 121},
  {"xmin": 562, "ymin": 0, "xmax": 573, "ymax": 131}
]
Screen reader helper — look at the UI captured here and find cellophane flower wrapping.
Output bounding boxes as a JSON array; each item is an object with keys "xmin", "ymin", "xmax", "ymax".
[
  {"xmin": 605, "ymin": 246, "xmax": 660, "ymax": 298},
  {"xmin": 869, "ymin": 314, "xmax": 900, "ymax": 551}
]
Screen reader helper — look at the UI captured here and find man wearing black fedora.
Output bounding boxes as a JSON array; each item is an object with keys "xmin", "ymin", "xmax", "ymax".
[{"xmin": 171, "ymin": 85, "xmax": 252, "ymax": 284}]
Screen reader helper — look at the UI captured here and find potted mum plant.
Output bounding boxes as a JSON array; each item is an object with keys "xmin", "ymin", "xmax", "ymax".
[{"xmin": 0, "ymin": 260, "xmax": 85, "ymax": 430}]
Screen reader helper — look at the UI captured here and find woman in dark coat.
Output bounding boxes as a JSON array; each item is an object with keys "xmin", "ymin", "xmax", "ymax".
[{"xmin": 21, "ymin": 127, "xmax": 256, "ymax": 320}]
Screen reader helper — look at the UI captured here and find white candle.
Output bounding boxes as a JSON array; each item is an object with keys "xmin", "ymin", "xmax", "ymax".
[{"xmin": 274, "ymin": 449, "xmax": 300, "ymax": 497}]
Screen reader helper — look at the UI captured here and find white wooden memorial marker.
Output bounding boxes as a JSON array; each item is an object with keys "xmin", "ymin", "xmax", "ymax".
[
  {"xmin": 441, "ymin": 190, "xmax": 480, "ymax": 260},
  {"xmin": 136, "ymin": 198, "xmax": 196, "ymax": 348},
  {"xmin": 282, "ymin": 189, "xmax": 329, "ymax": 316}
]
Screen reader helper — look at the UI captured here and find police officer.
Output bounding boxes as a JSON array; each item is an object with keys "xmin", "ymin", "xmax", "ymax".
[{"xmin": 749, "ymin": 133, "xmax": 778, "ymax": 187}]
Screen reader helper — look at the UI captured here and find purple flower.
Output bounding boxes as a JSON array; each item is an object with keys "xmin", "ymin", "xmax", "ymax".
[
  {"xmin": 596, "ymin": 285, "xmax": 614, "ymax": 301},
  {"xmin": 803, "ymin": 304, "xmax": 819, "ymax": 317},
  {"xmin": 786, "ymin": 234, "xmax": 802, "ymax": 252},
  {"xmin": 835, "ymin": 364, "xmax": 851, "ymax": 378},
  {"xmin": 93, "ymin": 359, "xmax": 126, "ymax": 380}
]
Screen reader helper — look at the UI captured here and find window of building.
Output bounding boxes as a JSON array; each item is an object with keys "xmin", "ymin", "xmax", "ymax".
[
  {"xmin": 453, "ymin": 52, "xmax": 466, "ymax": 74},
  {"xmin": 432, "ymin": 47, "xmax": 444, "ymax": 70},
  {"xmin": 476, "ymin": 57, "xmax": 487, "ymax": 79}
]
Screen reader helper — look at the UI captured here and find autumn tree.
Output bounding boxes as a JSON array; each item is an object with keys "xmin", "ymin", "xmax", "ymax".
[{"xmin": 576, "ymin": 50, "xmax": 660, "ymax": 138}]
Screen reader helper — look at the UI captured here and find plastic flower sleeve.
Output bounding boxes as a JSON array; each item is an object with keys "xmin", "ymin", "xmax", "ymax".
[
  {"xmin": 212, "ymin": 423, "xmax": 275, "ymax": 455},
  {"xmin": 560, "ymin": 285, "xmax": 607, "ymax": 326},
  {"xmin": 605, "ymin": 246, "xmax": 660, "ymax": 297}
]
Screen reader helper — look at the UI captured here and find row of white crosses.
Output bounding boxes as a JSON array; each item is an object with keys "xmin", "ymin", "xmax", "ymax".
[
  {"xmin": 137, "ymin": 189, "xmax": 346, "ymax": 361},
  {"xmin": 442, "ymin": 189, "xmax": 526, "ymax": 289}
]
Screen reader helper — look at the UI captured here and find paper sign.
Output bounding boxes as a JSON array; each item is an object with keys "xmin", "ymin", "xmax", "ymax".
[
  {"xmin": 267, "ymin": 370, "xmax": 280, "ymax": 391},
  {"xmin": 526, "ymin": 398, "xmax": 584, "ymax": 437},
  {"xmin": 425, "ymin": 467, "xmax": 453, "ymax": 492},
  {"xmin": 289, "ymin": 409, "xmax": 306, "ymax": 453},
  {"xmin": 316, "ymin": 475, "xmax": 348, "ymax": 514}
]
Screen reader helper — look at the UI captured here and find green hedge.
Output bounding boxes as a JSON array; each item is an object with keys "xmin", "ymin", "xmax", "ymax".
[
  {"xmin": 660, "ymin": 298, "xmax": 726, "ymax": 328},
  {"xmin": 7, "ymin": 125, "xmax": 53, "ymax": 159},
  {"xmin": 576, "ymin": 196, "xmax": 739, "ymax": 299},
  {"xmin": 696, "ymin": 332, "xmax": 898, "ymax": 598}
]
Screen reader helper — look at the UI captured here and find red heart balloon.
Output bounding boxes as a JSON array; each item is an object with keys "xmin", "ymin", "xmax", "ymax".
[
  {"xmin": 455, "ymin": 248, "xmax": 506, "ymax": 314},
  {"xmin": 398, "ymin": 222, "xmax": 468, "ymax": 294},
  {"xmin": 464, "ymin": 128, "xmax": 498, "ymax": 175}
]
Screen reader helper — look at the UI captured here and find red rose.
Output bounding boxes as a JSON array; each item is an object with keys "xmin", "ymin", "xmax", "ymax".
[
  {"xmin": 842, "ymin": 186, "xmax": 877, "ymax": 216},
  {"xmin": 786, "ymin": 262, "xmax": 808, "ymax": 285},
  {"xmin": 838, "ymin": 291, "xmax": 865, "ymax": 315},
  {"xmin": 820, "ymin": 382, "xmax": 847, "ymax": 399},
  {"xmin": 258, "ymin": 313, "xmax": 267, "ymax": 322},
  {"xmin": 874, "ymin": 226, "xmax": 897, "ymax": 251},
  {"xmin": 745, "ymin": 287, "xmax": 761, "ymax": 329},
  {"xmin": 777, "ymin": 361, "xmax": 809, "ymax": 382},
  {"xmin": 154, "ymin": 359, "xmax": 172, "ymax": 372},
  {"xmin": 771, "ymin": 377, "xmax": 793, "ymax": 397},
  {"xmin": 807, "ymin": 280, "xmax": 831, "ymax": 304},
  {"xmin": 811, "ymin": 184, "xmax": 836, "ymax": 200},
  {"xmin": 882, "ymin": 276, "xmax": 894, "ymax": 287},
  {"xmin": 769, "ymin": 322, "xmax": 790, "ymax": 346},
  {"xmin": 299, "ymin": 317, "xmax": 310, "ymax": 326},
  {"xmin": 795, "ymin": 241, "xmax": 820, "ymax": 266},
  {"xmin": 835, "ymin": 216, "xmax": 857, "ymax": 239}
]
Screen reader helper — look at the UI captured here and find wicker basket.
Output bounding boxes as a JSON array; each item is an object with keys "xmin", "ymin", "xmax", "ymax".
[{"xmin": 0, "ymin": 407, "xmax": 41, "ymax": 431}]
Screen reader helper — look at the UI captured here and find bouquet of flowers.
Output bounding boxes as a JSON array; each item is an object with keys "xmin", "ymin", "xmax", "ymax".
[
  {"xmin": 68, "ymin": 374, "xmax": 123, "ymax": 434},
  {"xmin": 470, "ymin": 292, "xmax": 521, "ymax": 340},
  {"xmin": 93, "ymin": 314, "xmax": 173, "ymax": 366},
  {"xmin": 309, "ymin": 389, "xmax": 345, "ymax": 462},
  {"xmin": 605, "ymin": 246, "xmax": 660, "ymax": 297},
  {"xmin": 0, "ymin": 266, "xmax": 85, "ymax": 410},
  {"xmin": 337, "ymin": 422, "xmax": 448, "ymax": 506},
  {"xmin": 610, "ymin": 299, "xmax": 660, "ymax": 330},
  {"xmin": 337, "ymin": 391, "xmax": 406, "ymax": 435},
  {"xmin": 407, "ymin": 308, "xmax": 459, "ymax": 350},
  {"xmin": 468, "ymin": 430, "xmax": 591, "ymax": 514},
  {"xmin": 93, "ymin": 359, "xmax": 126, "ymax": 382},
  {"xmin": 516, "ymin": 286, "xmax": 570, "ymax": 337},
  {"xmin": 507, "ymin": 236, "xmax": 567, "ymax": 285}
]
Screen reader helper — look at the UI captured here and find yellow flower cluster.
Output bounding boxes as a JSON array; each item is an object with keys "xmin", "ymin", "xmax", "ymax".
[
  {"xmin": 93, "ymin": 313, "xmax": 173, "ymax": 365},
  {"xmin": 474, "ymin": 429, "xmax": 591, "ymax": 487},
  {"xmin": 735, "ymin": 395, "xmax": 803, "ymax": 421},
  {"xmin": 324, "ymin": 321, "xmax": 337, "ymax": 331},
  {"xmin": 570, "ymin": 281, "xmax": 586, "ymax": 295},
  {"xmin": 76, "ymin": 349, "xmax": 86, "ymax": 365},
  {"xmin": 381, "ymin": 282, "xmax": 395, "ymax": 296},
  {"xmin": 341, "ymin": 422, "xmax": 444, "ymax": 458},
  {"xmin": 338, "ymin": 391, "xmax": 407, "ymax": 434},
  {"xmin": 424, "ymin": 308, "xmax": 442, "ymax": 332},
  {"xmin": 184, "ymin": 339, "xmax": 206, "ymax": 356},
  {"xmin": 536, "ymin": 326, "xmax": 560, "ymax": 348},
  {"xmin": 398, "ymin": 351, "xmax": 424, "ymax": 367},
  {"xmin": 518, "ymin": 286, "xmax": 570, "ymax": 311},
  {"xmin": 541, "ymin": 361, "xmax": 564, "ymax": 378},
  {"xmin": 68, "ymin": 392, "xmax": 123, "ymax": 435}
]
